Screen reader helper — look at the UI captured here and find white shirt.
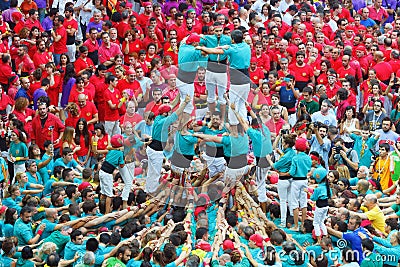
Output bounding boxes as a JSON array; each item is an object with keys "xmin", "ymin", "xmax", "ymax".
[{"xmin": 74, "ymin": 0, "xmax": 95, "ymax": 25}]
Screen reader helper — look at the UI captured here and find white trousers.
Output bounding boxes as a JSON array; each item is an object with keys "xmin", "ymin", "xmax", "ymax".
[
  {"xmin": 176, "ymin": 79, "xmax": 194, "ymax": 114},
  {"xmin": 228, "ymin": 83, "xmax": 250, "ymax": 125},
  {"xmin": 206, "ymin": 71, "xmax": 228, "ymax": 104},
  {"xmin": 290, "ymin": 180, "xmax": 308, "ymax": 210},
  {"xmin": 105, "ymin": 121, "xmax": 121, "ymax": 136},
  {"xmin": 66, "ymin": 44, "xmax": 76, "ymax": 63},
  {"xmin": 145, "ymin": 146, "xmax": 164, "ymax": 194},
  {"xmin": 202, "ymin": 153, "xmax": 226, "ymax": 178},
  {"xmin": 99, "ymin": 170, "xmax": 113, "ymax": 197},
  {"xmin": 314, "ymin": 206, "xmax": 329, "ymax": 236},
  {"xmin": 256, "ymin": 166, "xmax": 268, "ymax": 203},
  {"xmin": 119, "ymin": 163, "xmax": 134, "ymax": 201},
  {"xmin": 224, "ymin": 166, "xmax": 249, "ymax": 188},
  {"xmin": 277, "ymin": 179, "xmax": 292, "ymax": 224}
]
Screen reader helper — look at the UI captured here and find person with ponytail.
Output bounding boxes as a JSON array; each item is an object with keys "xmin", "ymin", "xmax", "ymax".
[{"xmin": 309, "ymin": 167, "xmax": 331, "ymax": 243}]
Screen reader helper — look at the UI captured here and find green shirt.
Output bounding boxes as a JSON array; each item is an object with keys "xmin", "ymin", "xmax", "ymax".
[
  {"xmin": 223, "ymin": 43, "xmax": 251, "ymax": 70},
  {"xmin": 360, "ymin": 252, "xmax": 383, "ymax": 267},
  {"xmin": 199, "ymin": 35, "xmax": 231, "ymax": 61},
  {"xmin": 9, "ymin": 141, "xmax": 28, "ymax": 165},
  {"xmin": 105, "ymin": 257, "xmax": 126, "ymax": 267},
  {"xmin": 178, "ymin": 44, "xmax": 205, "ymax": 72},
  {"xmin": 391, "ymin": 151, "xmax": 400, "ymax": 182},
  {"xmin": 289, "ymin": 152, "xmax": 312, "ymax": 178},
  {"xmin": 300, "ymin": 100, "xmax": 319, "ymax": 115}
]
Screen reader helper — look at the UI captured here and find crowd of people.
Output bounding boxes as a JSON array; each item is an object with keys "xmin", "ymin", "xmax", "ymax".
[{"xmin": 1, "ymin": 0, "xmax": 400, "ymax": 266}]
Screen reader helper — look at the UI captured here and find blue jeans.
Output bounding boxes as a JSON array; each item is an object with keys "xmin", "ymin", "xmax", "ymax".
[
  {"xmin": 78, "ymin": 156, "xmax": 91, "ymax": 169},
  {"xmin": 38, "ymin": 8, "xmax": 46, "ymax": 23},
  {"xmin": 53, "ymin": 54, "xmax": 61, "ymax": 66}
]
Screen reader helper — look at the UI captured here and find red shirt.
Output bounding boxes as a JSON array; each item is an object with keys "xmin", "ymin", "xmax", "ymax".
[
  {"xmin": 0, "ymin": 62, "xmax": 15, "ymax": 85},
  {"xmin": 83, "ymin": 39, "xmax": 99, "ymax": 53},
  {"xmin": 265, "ymin": 117, "xmax": 286, "ymax": 136},
  {"xmin": 116, "ymin": 79, "xmax": 142, "ymax": 97},
  {"xmin": 117, "ymin": 21, "xmax": 132, "ymax": 39},
  {"xmin": 68, "ymin": 87, "xmax": 94, "ymax": 104},
  {"xmin": 15, "ymin": 55, "xmax": 35, "ymax": 75},
  {"xmin": 326, "ymin": 84, "xmax": 341, "ymax": 99},
  {"xmin": 104, "ymin": 89, "xmax": 121, "ymax": 121},
  {"xmin": 0, "ymin": 94, "xmax": 14, "ymax": 111},
  {"xmin": 337, "ymin": 66, "xmax": 356, "ymax": 79},
  {"xmin": 120, "ymin": 113, "xmax": 143, "ymax": 126},
  {"xmin": 289, "ymin": 63, "xmax": 314, "ymax": 82},
  {"xmin": 54, "ymin": 26, "xmax": 68, "ymax": 54},
  {"xmin": 145, "ymin": 101, "xmax": 162, "ymax": 116},
  {"xmin": 76, "ymin": 133, "xmax": 91, "ymax": 157},
  {"xmin": 32, "ymin": 51, "xmax": 52, "ymax": 69},
  {"xmin": 249, "ymin": 67, "xmax": 265, "ymax": 85},
  {"xmin": 373, "ymin": 61, "xmax": 393, "ymax": 82},
  {"xmin": 79, "ymin": 101, "xmax": 98, "ymax": 131},
  {"xmin": 24, "ymin": 18, "xmax": 43, "ymax": 31},
  {"xmin": 121, "ymin": 40, "xmax": 143, "ymax": 63},
  {"xmin": 74, "ymin": 57, "xmax": 95, "ymax": 74},
  {"xmin": 31, "ymin": 113, "xmax": 65, "ymax": 150}
]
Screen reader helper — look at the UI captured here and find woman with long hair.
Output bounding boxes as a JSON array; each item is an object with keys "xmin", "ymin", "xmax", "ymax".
[
  {"xmin": 122, "ymin": 29, "xmax": 142, "ymax": 63},
  {"xmin": 28, "ymin": 144, "xmax": 53, "ymax": 184},
  {"xmin": 61, "ymin": 126, "xmax": 80, "ymax": 159},
  {"xmin": 0, "ymin": 84, "xmax": 14, "ymax": 119},
  {"xmin": 43, "ymin": 62, "xmax": 62, "ymax": 107},
  {"xmin": 61, "ymin": 63, "xmax": 76, "ymax": 108},
  {"xmin": 3, "ymin": 208, "xmax": 18, "ymax": 237},
  {"xmin": 9, "ymin": 129, "xmax": 28, "ymax": 180},
  {"xmin": 340, "ymin": 106, "xmax": 360, "ymax": 147},
  {"xmin": 92, "ymin": 123, "xmax": 110, "ymax": 161},
  {"xmin": 316, "ymin": 60, "xmax": 331, "ymax": 86},
  {"xmin": 64, "ymin": 102, "xmax": 81, "ymax": 128},
  {"xmin": 12, "ymin": 97, "xmax": 34, "ymax": 140},
  {"xmin": 75, "ymin": 118, "xmax": 92, "ymax": 168}
]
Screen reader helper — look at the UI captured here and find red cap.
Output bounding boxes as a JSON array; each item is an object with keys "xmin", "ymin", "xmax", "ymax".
[
  {"xmin": 158, "ymin": 104, "xmax": 171, "ymax": 115},
  {"xmin": 142, "ymin": 2, "xmax": 152, "ymax": 7},
  {"xmin": 361, "ymin": 220, "xmax": 371, "ymax": 227},
  {"xmin": 295, "ymin": 138, "xmax": 309, "ymax": 152},
  {"xmin": 355, "ymin": 46, "xmax": 366, "ymax": 53},
  {"xmin": 127, "ymin": 69, "xmax": 135, "ymax": 75},
  {"xmin": 397, "ymin": 137, "xmax": 400, "ymax": 142},
  {"xmin": 359, "ymin": 25, "xmax": 367, "ymax": 31},
  {"xmin": 292, "ymin": 33, "xmax": 301, "ymax": 40},
  {"xmin": 223, "ymin": 240, "xmax": 235, "ymax": 251},
  {"xmin": 196, "ymin": 240, "xmax": 211, "ymax": 252},
  {"xmin": 126, "ymin": 2, "xmax": 133, "ymax": 8},
  {"xmin": 0, "ymin": 205, "xmax": 7, "ymax": 215},
  {"xmin": 186, "ymin": 33, "xmax": 200, "ymax": 44},
  {"xmin": 345, "ymin": 25, "xmax": 354, "ymax": 31},
  {"xmin": 78, "ymin": 182, "xmax": 91, "ymax": 192},
  {"xmin": 99, "ymin": 227, "xmax": 109, "ymax": 232},
  {"xmin": 194, "ymin": 206, "xmax": 206, "ymax": 219},
  {"xmin": 12, "ymin": 12, "xmax": 23, "ymax": 21},
  {"xmin": 110, "ymin": 134, "xmax": 124, "ymax": 148},
  {"xmin": 250, "ymin": 57, "xmax": 257, "ymax": 63},
  {"xmin": 249, "ymin": 234, "xmax": 264, "ymax": 248}
]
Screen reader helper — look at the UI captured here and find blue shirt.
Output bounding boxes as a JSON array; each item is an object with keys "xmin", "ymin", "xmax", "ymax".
[
  {"xmin": 14, "ymin": 218, "xmax": 34, "ymax": 246},
  {"xmin": 199, "ymin": 125, "xmax": 227, "ymax": 148},
  {"xmin": 350, "ymin": 134, "xmax": 377, "ymax": 167},
  {"xmin": 178, "ymin": 44, "xmax": 205, "ymax": 72},
  {"xmin": 343, "ymin": 227, "xmax": 368, "ymax": 263},
  {"xmin": 273, "ymin": 148, "xmax": 296, "ymax": 173},
  {"xmin": 104, "ymin": 150, "xmax": 124, "ymax": 167},
  {"xmin": 360, "ymin": 18, "xmax": 376, "ymax": 27},
  {"xmin": 247, "ymin": 126, "xmax": 272, "ymax": 157},
  {"xmin": 200, "ymin": 34, "xmax": 231, "ymax": 61},
  {"xmin": 174, "ymin": 131, "xmax": 198, "ymax": 155},
  {"xmin": 310, "ymin": 183, "xmax": 331, "ymax": 201},
  {"xmin": 223, "ymin": 42, "xmax": 251, "ymax": 70},
  {"xmin": 152, "ymin": 112, "xmax": 178, "ymax": 142},
  {"xmin": 54, "ymin": 157, "xmax": 79, "ymax": 169},
  {"xmin": 289, "ymin": 152, "xmax": 312, "ymax": 178},
  {"xmin": 221, "ymin": 134, "xmax": 249, "ymax": 157}
]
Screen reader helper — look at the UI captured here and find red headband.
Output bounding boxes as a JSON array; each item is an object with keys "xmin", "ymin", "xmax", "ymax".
[
  {"xmin": 368, "ymin": 180, "xmax": 377, "ymax": 188},
  {"xmin": 310, "ymin": 154, "xmax": 320, "ymax": 162},
  {"xmin": 297, "ymin": 124, "xmax": 307, "ymax": 131}
]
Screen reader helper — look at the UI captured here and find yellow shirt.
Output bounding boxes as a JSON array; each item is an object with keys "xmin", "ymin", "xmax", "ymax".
[{"xmin": 365, "ymin": 205, "xmax": 385, "ymax": 233}]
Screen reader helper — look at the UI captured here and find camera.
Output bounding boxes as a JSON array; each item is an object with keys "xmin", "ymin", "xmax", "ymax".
[
  {"xmin": 334, "ymin": 146, "xmax": 342, "ymax": 154},
  {"xmin": 283, "ymin": 77, "xmax": 290, "ymax": 82},
  {"xmin": 370, "ymin": 148, "xmax": 379, "ymax": 159},
  {"xmin": 299, "ymin": 102, "xmax": 305, "ymax": 108},
  {"xmin": 48, "ymin": 126, "xmax": 54, "ymax": 131},
  {"xmin": 281, "ymin": 129, "xmax": 289, "ymax": 135}
]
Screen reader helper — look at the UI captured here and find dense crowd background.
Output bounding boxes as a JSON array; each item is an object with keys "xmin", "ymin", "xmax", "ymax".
[{"xmin": 0, "ymin": 0, "xmax": 400, "ymax": 267}]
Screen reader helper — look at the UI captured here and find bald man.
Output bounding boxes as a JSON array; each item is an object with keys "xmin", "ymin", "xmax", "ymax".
[
  {"xmin": 77, "ymin": 94, "xmax": 98, "ymax": 131},
  {"xmin": 373, "ymin": 51, "xmax": 394, "ymax": 84}
]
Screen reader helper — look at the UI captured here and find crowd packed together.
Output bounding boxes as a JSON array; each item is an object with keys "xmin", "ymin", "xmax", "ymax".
[{"xmin": 2, "ymin": 0, "xmax": 400, "ymax": 267}]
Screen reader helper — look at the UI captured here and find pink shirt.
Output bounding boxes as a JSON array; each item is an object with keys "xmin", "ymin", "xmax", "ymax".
[
  {"xmin": 367, "ymin": 5, "xmax": 388, "ymax": 21},
  {"xmin": 265, "ymin": 118, "xmax": 286, "ymax": 136},
  {"xmin": 98, "ymin": 43, "xmax": 123, "ymax": 64}
]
